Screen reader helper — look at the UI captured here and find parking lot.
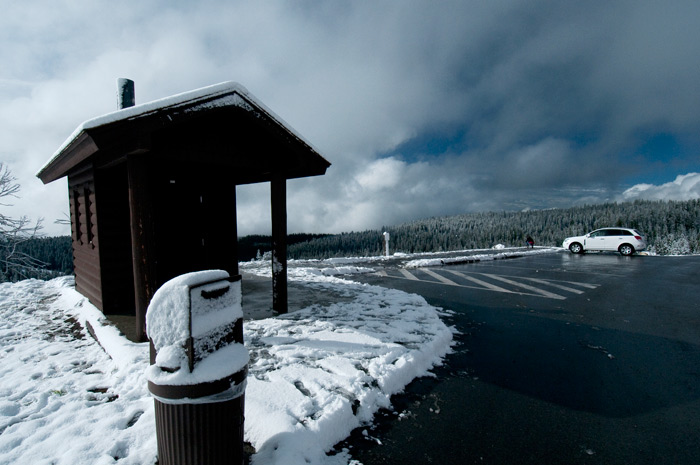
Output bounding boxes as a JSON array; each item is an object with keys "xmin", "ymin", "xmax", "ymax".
[{"xmin": 344, "ymin": 252, "xmax": 700, "ymax": 464}]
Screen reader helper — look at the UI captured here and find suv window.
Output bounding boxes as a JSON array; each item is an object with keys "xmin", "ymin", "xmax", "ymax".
[{"xmin": 607, "ymin": 229, "xmax": 630, "ymax": 236}]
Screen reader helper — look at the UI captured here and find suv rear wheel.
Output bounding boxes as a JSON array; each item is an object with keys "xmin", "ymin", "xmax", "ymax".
[{"xmin": 619, "ymin": 244, "xmax": 635, "ymax": 256}]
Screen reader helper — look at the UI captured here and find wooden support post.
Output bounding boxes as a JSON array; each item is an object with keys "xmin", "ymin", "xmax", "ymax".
[
  {"xmin": 271, "ymin": 176, "xmax": 288, "ymax": 314},
  {"xmin": 127, "ymin": 155, "xmax": 157, "ymax": 342},
  {"xmin": 229, "ymin": 187, "xmax": 239, "ymax": 277}
]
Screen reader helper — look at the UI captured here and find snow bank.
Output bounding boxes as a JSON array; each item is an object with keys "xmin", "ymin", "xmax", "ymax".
[
  {"xmin": 404, "ymin": 246, "xmax": 562, "ymax": 268},
  {"xmin": 0, "ymin": 267, "xmax": 453, "ymax": 465},
  {"xmin": 0, "ymin": 278, "xmax": 156, "ymax": 465},
  {"xmin": 243, "ymin": 274, "xmax": 454, "ymax": 464}
]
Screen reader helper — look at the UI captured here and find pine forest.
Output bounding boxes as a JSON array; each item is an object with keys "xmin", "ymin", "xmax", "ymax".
[
  {"xmin": 286, "ymin": 199, "xmax": 700, "ymax": 259},
  {"xmin": 3, "ymin": 199, "xmax": 699, "ymax": 282}
]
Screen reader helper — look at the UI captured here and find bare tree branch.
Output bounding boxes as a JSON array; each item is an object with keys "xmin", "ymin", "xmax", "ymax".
[
  {"xmin": 0, "ymin": 162, "xmax": 45, "ymax": 281},
  {"xmin": 0, "ymin": 164, "xmax": 21, "ymax": 204}
]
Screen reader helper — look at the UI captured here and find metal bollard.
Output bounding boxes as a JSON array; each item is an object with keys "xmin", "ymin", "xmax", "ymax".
[{"xmin": 146, "ymin": 270, "xmax": 248, "ymax": 465}]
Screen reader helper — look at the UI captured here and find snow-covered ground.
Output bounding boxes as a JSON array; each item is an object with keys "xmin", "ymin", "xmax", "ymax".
[
  {"xmin": 0, "ymin": 253, "xmax": 463, "ymax": 465},
  {"xmin": 402, "ymin": 245, "xmax": 561, "ymax": 268}
]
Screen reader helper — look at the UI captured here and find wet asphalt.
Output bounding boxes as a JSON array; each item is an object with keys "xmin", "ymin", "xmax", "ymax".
[{"xmin": 341, "ymin": 252, "xmax": 700, "ymax": 465}]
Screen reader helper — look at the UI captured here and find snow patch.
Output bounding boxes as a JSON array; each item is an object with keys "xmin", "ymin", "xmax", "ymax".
[{"xmin": 0, "ymin": 260, "xmax": 453, "ymax": 465}]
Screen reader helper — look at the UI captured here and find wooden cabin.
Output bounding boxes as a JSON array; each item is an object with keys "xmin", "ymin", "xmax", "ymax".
[{"xmin": 37, "ymin": 81, "xmax": 330, "ymax": 341}]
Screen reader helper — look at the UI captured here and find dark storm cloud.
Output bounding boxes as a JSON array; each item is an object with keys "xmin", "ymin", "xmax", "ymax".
[{"xmin": 3, "ymin": 0, "xmax": 700, "ymax": 235}]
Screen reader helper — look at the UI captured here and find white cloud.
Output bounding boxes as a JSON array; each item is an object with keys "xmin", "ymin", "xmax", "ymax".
[
  {"xmin": 354, "ymin": 158, "xmax": 406, "ymax": 192},
  {"xmin": 2, "ymin": 1, "xmax": 700, "ymax": 237},
  {"xmin": 620, "ymin": 172, "xmax": 700, "ymax": 202}
]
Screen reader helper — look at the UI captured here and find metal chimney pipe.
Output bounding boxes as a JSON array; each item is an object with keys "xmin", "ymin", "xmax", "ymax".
[{"xmin": 117, "ymin": 78, "xmax": 135, "ymax": 109}]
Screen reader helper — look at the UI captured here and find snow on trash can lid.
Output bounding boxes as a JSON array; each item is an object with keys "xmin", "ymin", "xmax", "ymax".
[
  {"xmin": 146, "ymin": 270, "xmax": 243, "ymax": 360},
  {"xmin": 146, "ymin": 270, "xmax": 248, "ymax": 400}
]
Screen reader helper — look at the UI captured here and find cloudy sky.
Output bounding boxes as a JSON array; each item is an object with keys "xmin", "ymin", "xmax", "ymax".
[{"xmin": 2, "ymin": 0, "xmax": 700, "ymax": 237}]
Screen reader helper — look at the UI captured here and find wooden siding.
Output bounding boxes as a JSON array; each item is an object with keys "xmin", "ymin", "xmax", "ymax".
[{"xmin": 68, "ymin": 165, "xmax": 103, "ymax": 311}]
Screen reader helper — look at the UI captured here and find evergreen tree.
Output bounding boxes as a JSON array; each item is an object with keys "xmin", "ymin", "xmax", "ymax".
[
  {"xmin": 284, "ymin": 199, "xmax": 700, "ymax": 259},
  {"xmin": 10, "ymin": 198, "xmax": 700, "ymax": 281}
]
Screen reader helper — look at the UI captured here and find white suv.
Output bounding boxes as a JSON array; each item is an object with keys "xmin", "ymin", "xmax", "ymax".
[{"xmin": 563, "ymin": 228, "xmax": 646, "ymax": 256}]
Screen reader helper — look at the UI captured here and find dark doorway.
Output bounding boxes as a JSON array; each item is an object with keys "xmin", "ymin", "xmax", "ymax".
[
  {"xmin": 95, "ymin": 162, "xmax": 135, "ymax": 315},
  {"xmin": 153, "ymin": 163, "xmax": 238, "ymax": 286}
]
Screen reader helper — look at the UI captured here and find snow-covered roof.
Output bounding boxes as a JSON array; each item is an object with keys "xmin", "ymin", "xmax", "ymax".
[{"xmin": 37, "ymin": 81, "xmax": 329, "ymax": 184}]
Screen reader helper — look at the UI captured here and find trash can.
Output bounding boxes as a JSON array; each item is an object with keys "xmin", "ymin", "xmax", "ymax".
[{"xmin": 146, "ymin": 270, "xmax": 248, "ymax": 465}]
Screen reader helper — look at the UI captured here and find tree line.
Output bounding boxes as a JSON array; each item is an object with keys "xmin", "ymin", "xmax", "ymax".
[
  {"xmin": 238, "ymin": 233, "xmax": 331, "ymax": 262},
  {"xmin": 0, "ymin": 236, "xmax": 73, "ymax": 282},
  {"xmin": 4, "ymin": 199, "xmax": 700, "ymax": 282},
  {"xmin": 286, "ymin": 199, "xmax": 700, "ymax": 259}
]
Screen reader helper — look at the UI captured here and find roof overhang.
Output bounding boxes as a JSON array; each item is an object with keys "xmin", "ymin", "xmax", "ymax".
[{"xmin": 37, "ymin": 81, "xmax": 330, "ymax": 184}]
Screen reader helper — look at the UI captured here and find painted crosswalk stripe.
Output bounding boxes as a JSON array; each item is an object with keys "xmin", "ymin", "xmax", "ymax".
[
  {"xmin": 522, "ymin": 277, "xmax": 585, "ymax": 295},
  {"xmin": 399, "ymin": 269, "xmax": 420, "ymax": 280},
  {"xmin": 444, "ymin": 270, "xmax": 515, "ymax": 294},
  {"xmin": 483, "ymin": 273, "xmax": 566, "ymax": 300},
  {"xmin": 382, "ymin": 268, "xmax": 595, "ymax": 300},
  {"xmin": 563, "ymin": 281, "xmax": 599, "ymax": 289},
  {"xmin": 421, "ymin": 268, "xmax": 460, "ymax": 286}
]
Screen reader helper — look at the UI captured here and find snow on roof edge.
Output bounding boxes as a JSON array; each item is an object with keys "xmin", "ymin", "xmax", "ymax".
[{"xmin": 37, "ymin": 81, "xmax": 325, "ymax": 178}]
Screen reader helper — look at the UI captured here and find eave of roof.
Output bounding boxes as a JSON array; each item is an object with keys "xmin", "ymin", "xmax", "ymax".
[{"xmin": 37, "ymin": 81, "xmax": 328, "ymax": 184}]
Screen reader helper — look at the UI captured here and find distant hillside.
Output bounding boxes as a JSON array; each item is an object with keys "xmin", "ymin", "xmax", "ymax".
[
  {"xmin": 2, "ymin": 233, "xmax": 329, "ymax": 283},
  {"xmin": 237, "ymin": 233, "xmax": 331, "ymax": 262},
  {"xmin": 1, "ymin": 236, "xmax": 73, "ymax": 282},
  {"xmin": 7, "ymin": 199, "xmax": 699, "ymax": 282},
  {"xmin": 286, "ymin": 199, "xmax": 700, "ymax": 258}
]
